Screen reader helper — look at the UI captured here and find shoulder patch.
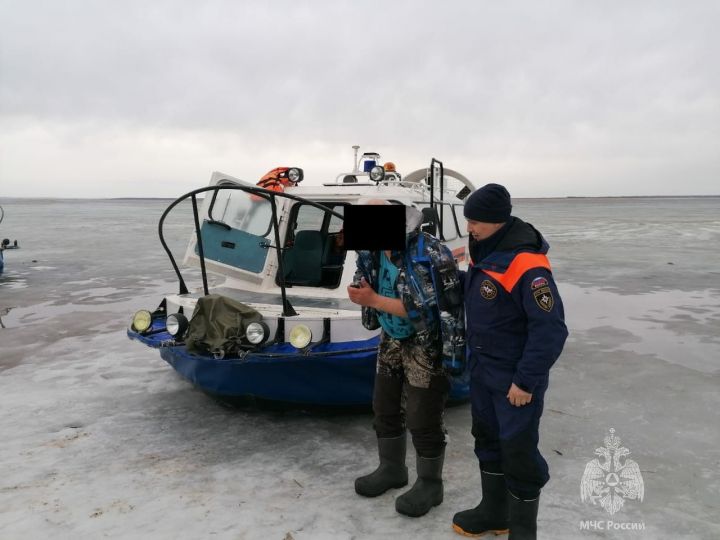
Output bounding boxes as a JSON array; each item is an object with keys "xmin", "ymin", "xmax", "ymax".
[
  {"xmin": 531, "ymin": 276, "xmax": 549, "ymax": 290},
  {"xmin": 533, "ymin": 286, "xmax": 554, "ymax": 312},
  {"xmin": 479, "ymin": 279, "xmax": 498, "ymax": 300}
]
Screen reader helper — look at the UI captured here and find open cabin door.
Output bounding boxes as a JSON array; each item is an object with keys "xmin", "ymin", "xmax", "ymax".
[
  {"xmin": 182, "ymin": 174, "xmax": 278, "ymax": 284},
  {"xmin": 180, "ymin": 175, "xmax": 348, "ymax": 291}
]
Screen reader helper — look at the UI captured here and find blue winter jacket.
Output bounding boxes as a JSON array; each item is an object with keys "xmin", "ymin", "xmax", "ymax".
[{"xmin": 464, "ymin": 218, "xmax": 568, "ymax": 392}]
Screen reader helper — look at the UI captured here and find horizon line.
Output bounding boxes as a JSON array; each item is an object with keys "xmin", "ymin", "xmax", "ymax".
[{"xmin": 2, "ymin": 194, "xmax": 720, "ymax": 201}]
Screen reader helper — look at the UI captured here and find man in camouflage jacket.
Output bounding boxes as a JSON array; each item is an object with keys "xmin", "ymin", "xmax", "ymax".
[{"xmin": 348, "ymin": 203, "xmax": 464, "ymax": 518}]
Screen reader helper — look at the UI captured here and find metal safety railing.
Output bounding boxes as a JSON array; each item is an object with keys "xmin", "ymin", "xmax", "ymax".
[{"xmin": 157, "ymin": 183, "xmax": 343, "ymax": 318}]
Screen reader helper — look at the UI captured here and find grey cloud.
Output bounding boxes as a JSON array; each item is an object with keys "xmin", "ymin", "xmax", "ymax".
[{"xmin": 1, "ymin": 0, "xmax": 719, "ymax": 196}]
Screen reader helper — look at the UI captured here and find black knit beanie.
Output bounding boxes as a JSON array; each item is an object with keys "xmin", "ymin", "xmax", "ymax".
[{"xmin": 464, "ymin": 183, "xmax": 512, "ymax": 223}]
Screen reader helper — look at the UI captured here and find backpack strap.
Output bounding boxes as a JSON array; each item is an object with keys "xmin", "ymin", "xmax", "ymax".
[{"xmin": 405, "ymin": 234, "xmax": 440, "ymax": 324}]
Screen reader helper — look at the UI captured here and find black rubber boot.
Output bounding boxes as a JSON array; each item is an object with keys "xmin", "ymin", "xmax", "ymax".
[
  {"xmin": 452, "ymin": 469, "xmax": 510, "ymax": 537},
  {"xmin": 355, "ymin": 435, "xmax": 408, "ymax": 497},
  {"xmin": 395, "ymin": 451, "xmax": 444, "ymax": 517},
  {"xmin": 508, "ymin": 491, "xmax": 539, "ymax": 540}
]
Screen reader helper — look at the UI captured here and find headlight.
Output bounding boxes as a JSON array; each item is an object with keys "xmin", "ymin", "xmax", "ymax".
[
  {"xmin": 166, "ymin": 313, "xmax": 189, "ymax": 338},
  {"xmin": 287, "ymin": 167, "xmax": 304, "ymax": 183},
  {"xmin": 288, "ymin": 324, "xmax": 312, "ymax": 349},
  {"xmin": 131, "ymin": 310, "xmax": 153, "ymax": 333},
  {"xmin": 245, "ymin": 321, "xmax": 269, "ymax": 345},
  {"xmin": 369, "ymin": 165, "xmax": 385, "ymax": 183}
]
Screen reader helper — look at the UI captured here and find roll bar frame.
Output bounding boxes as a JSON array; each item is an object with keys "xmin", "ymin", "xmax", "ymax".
[{"xmin": 157, "ymin": 183, "xmax": 344, "ymax": 318}]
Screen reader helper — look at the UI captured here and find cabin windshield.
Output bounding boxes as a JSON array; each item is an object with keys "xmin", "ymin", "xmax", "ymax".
[
  {"xmin": 210, "ymin": 189, "xmax": 273, "ymax": 236},
  {"xmin": 277, "ymin": 201, "xmax": 348, "ymax": 289}
]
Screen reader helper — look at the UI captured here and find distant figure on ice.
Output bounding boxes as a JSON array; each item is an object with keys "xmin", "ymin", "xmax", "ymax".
[{"xmin": 453, "ymin": 184, "xmax": 568, "ymax": 539}]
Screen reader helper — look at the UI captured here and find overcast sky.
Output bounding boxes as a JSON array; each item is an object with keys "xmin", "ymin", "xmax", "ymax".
[{"xmin": 1, "ymin": 0, "xmax": 718, "ymax": 198}]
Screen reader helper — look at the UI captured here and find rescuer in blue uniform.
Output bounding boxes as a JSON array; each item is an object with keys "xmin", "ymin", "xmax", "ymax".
[{"xmin": 452, "ymin": 184, "xmax": 568, "ymax": 540}]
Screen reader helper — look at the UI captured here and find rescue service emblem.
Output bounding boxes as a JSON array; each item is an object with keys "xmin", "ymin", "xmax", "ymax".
[
  {"xmin": 533, "ymin": 286, "xmax": 554, "ymax": 312},
  {"xmin": 479, "ymin": 280, "xmax": 497, "ymax": 300}
]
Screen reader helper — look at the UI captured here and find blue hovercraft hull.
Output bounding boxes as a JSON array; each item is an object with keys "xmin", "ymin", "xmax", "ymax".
[{"xmin": 127, "ymin": 322, "xmax": 470, "ymax": 407}]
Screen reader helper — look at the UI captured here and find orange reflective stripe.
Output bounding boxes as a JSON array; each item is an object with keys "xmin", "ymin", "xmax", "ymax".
[{"xmin": 483, "ymin": 253, "xmax": 551, "ymax": 292}]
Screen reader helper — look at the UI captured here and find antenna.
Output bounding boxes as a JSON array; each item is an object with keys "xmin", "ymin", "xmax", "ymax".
[{"xmin": 352, "ymin": 145, "xmax": 360, "ymax": 173}]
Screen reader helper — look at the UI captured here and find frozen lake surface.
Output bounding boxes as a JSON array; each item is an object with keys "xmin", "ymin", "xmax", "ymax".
[{"xmin": 1, "ymin": 197, "xmax": 719, "ymax": 539}]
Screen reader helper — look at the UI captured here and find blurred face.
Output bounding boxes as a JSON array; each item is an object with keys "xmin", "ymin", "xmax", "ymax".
[{"xmin": 466, "ymin": 219, "xmax": 504, "ymax": 241}]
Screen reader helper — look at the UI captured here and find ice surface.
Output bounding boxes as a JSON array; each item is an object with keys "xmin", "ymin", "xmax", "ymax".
[{"xmin": 1, "ymin": 198, "xmax": 719, "ymax": 539}]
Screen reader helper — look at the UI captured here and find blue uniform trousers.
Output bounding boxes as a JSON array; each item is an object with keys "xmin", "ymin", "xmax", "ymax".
[{"xmin": 470, "ymin": 353, "xmax": 549, "ymax": 498}]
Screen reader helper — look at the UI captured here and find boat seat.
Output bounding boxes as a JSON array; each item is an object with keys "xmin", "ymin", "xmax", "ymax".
[{"xmin": 283, "ymin": 230, "xmax": 324, "ymax": 286}]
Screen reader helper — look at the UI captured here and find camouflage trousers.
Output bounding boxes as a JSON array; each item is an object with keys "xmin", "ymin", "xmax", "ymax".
[{"xmin": 373, "ymin": 331, "xmax": 450, "ymax": 458}]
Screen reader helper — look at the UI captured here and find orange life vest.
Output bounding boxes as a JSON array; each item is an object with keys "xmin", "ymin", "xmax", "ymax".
[{"xmin": 252, "ymin": 167, "xmax": 293, "ymax": 200}]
